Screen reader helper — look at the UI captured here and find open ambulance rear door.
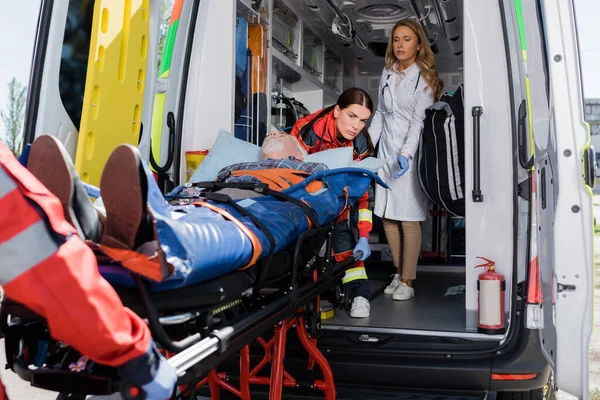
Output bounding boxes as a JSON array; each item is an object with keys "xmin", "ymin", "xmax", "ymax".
[
  {"xmin": 535, "ymin": 0, "xmax": 594, "ymax": 397},
  {"xmin": 23, "ymin": 0, "xmax": 161, "ymax": 187}
]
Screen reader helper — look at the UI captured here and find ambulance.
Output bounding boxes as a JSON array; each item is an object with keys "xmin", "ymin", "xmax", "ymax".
[{"xmin": 21, "ymin": 0, "xmax": 593, "ymax": 398}]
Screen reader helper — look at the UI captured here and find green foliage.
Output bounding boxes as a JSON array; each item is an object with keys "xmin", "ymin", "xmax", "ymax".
[{"xmin": 0, "ymin": 78, "xmax": 27, "ymax": 156}]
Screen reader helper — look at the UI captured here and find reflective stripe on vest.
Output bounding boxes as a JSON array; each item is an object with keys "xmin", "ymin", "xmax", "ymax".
[
  {"xmin": 0, "ymin": 143, "xmax": 75, "ymax": 238},
  {"xmin": 358, "ymin": 209, "xmax": 372, "ymax": 224},
  {"xmin": 0, "ymin": 146, "xmax": 72, "ymax": 286},
  {"xmin": 342, "ymin": 266, "xmax": 368, "ymax": 284},
  {"xmin": 0, "ymin": 167, "xmax": 17, "ymax": 198},
  {"xmin": 0, "ymin": 216, "xmax": 59, "ymax": 285}
]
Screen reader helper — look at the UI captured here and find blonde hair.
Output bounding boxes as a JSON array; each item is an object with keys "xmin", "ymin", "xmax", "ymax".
[{"xmin": 384, "ymin": 19, "xmax": 443, "ymax": 100}]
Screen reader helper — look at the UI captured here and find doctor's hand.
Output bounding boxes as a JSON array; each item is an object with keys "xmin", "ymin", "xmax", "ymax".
[
  {"xmin": 353, "ymin": 237, "xmax": 371, "ymax": 261},
  {"xmin": 395, "ymin": 155, "xmax": 410, "ymax": 178}
]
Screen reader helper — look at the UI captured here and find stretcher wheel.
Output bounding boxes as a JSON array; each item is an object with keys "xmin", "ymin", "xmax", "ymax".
[
  {"xmin": 343, "ymin": 286, "xmax": 351, "ymax": 311},
  {"xmin": 309, "ymin": 312, "xmax": 321, "ymax": 338},
  {"xmin": 333, "ymin": 284, "xmax": 350, "ymax": 311}
]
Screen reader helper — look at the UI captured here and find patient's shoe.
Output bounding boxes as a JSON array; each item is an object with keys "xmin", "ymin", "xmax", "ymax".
[
  {"xmin": 27, "ymin": 135, "xmax": 103, "ymax": 242},
  {"xmin": 392, "ymin": 282, "xmax": 415, "ymax": 301},
  {"xmin": 349, "ymin": 296, "xmax": 370, "ymax": 318},
  {"xmin": 100, "ymin": 144, "xmax": 154, "ymax": 250},
  {"xmin": 384, "ymin": 273, "xmax": 402, "ymax": 295}
]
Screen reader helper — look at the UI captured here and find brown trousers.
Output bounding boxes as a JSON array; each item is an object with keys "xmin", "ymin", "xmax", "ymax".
[{"xmin": 382, "ymin": 219, "xmax": 421, "ymax": 281}]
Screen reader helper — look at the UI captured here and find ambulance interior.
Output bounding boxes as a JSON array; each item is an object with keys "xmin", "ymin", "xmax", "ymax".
[
  {"xmin": 266, "ymin": 0, "xmax": 471, "ymax": 337},
  {"xmin": 156, "ymin": 0, "xmax": 521, "ymax": 346}
]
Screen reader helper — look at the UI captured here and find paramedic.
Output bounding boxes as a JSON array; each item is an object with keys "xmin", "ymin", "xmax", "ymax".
[
  {"xmin": 369, "ymin": 19, "xmax": 443, "ymax": 301},
  {"xmin": 291, "ymin": 87, "xmax": 375, "ymax": 318},
  {"xmin": 0, "ymin": 141, "xmax": 176, "ymax": 399}
]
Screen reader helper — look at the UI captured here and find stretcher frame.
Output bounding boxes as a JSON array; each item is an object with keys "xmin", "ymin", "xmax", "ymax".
[{"xmin": 0, "ymin": 222, "xmax": 358, "ymax": 399}]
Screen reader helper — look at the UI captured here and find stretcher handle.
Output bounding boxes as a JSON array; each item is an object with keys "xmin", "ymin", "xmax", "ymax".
[
  {"xmin": 133, "ymin": 275, "xmax": 202, "ymax": 353},
  {"xmin": 120, "ymin": 327, "xmax": 234, "ymax": 399},
  {"xmin": 353, "ymin": 250, "xmax": 363, "ymax": 261},
  {"xmin": 291, "ymin": 226, "xmax": 333, "ymax": 286}
]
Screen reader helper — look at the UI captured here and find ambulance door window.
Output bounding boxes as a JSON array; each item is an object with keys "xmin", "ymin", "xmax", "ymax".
[
  {"xmin": 157, "ymin": 0, "xmax": 175, "ymax": 73},
  {"xmin": 58, "ymin": 0, "xmax": 94, "ymax": 130}
]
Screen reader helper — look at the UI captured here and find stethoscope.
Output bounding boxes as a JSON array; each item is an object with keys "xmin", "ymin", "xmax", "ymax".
[{"xmin": 381, "ymin": 71, "xmax": 422, "ymax": 112}]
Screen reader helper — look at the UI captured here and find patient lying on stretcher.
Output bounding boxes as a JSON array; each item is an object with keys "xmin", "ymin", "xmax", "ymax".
[
  {"xmin": 23, "ymin": 132, "xmax": 377, "ymax": 290},
  {"xmin": 169, "ymin": 131, "xmax": 329, "ymax": 201},
  {"xmin": 26, "ymin": 132, "xmax": 326, "ymax": 247}
]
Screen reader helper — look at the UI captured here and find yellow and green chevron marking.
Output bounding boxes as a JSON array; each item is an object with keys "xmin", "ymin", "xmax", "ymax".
[
  {"xmin": 514, "ymin": 0, "xmax": 535, "ymax": 166},
  {"xmin": 151, "ymin": 0, "xmax": 183, "ymax": 169}
]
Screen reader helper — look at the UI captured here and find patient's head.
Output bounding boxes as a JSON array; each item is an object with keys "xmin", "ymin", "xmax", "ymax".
[{"xmin": 261, "ymin": 132, "xmax": 308, "ymax": 161}]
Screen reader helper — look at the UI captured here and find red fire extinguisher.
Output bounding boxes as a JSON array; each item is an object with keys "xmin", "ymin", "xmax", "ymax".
[{"xmin": 475, "ymin": 256, "xmax": 506, "ymax": 334}]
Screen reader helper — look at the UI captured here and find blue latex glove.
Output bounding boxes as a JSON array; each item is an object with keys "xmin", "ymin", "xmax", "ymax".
[
  {"xmin": 119, "ymin": 340, "xmax": 177, "ymax": 400},
  {"xmin": 353, "ymin": 237, "xmax": 371, "ymax": 261},
  {"xmin": 395, "ymin": 155, "xmax": 410, "ymax": 178}
]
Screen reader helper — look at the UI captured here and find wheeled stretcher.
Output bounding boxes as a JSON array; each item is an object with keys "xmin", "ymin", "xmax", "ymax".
[{"xmin": 0, "ymin": 167, "xmax": 383, "ymax": 400}]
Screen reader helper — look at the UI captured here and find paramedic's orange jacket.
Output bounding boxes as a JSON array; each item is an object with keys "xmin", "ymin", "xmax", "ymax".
[
  {"xmin": 291, "ymin": 108, "xmax": 373, "ymax": 238},
  {"xmin": 0, "ymin": 142, "xmax": 151, "ymax": 399}
]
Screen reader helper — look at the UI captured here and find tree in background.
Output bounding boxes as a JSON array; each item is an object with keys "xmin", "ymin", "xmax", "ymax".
[
  {"xmin": 0, "ymin": 78, "xmax": 27, "ymax": 156},
  {"xmin": 157, "ymin": 0, "xmax": 174, "ymax": 71}
]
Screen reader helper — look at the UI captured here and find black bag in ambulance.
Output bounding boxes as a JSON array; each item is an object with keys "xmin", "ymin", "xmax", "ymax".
[{"xmin": 416, "ymin": 85, "xmax": 465, "ymax": 217}]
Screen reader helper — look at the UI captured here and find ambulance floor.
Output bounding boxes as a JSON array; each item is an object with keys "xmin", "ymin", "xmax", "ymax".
[{"xmin": 322, "ymin": 270, "xmax": 468, "ymax": 333}]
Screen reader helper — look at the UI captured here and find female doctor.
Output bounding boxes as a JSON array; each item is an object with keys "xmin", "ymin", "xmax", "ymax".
[{"xmin": 369, "ymin": 19, "xmax": 443, "ymax": 302}]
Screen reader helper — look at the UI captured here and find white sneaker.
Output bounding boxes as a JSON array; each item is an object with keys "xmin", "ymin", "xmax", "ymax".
[
  {"xmin": 392, "ymin": 283, "xmax": 415, "ymax": 301},
  {"xmin": 349, "ymin": 296, "xmax": 370, "ymax": 318},
  {"xmin": 384, "ymin": 273, "xmax": 402, "ymax": 294}
]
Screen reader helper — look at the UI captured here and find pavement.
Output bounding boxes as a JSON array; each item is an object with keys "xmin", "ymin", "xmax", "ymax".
[
  {"xmin": 0, "ymin": 346, "xmax": 210, "ymax": 399},
  {"xmin": 0, "ymin": 341, "xmax": 119, "ymax": 399}
]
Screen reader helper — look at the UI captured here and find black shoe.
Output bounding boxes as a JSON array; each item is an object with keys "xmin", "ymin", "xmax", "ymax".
[{"xmin": 27, "ymin": 135, "xmax": 103, "ymax": 242}]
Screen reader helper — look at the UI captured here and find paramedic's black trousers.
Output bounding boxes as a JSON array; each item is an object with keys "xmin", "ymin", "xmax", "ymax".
[{"xmin": 332, "ymin": 222, "xmax": 371, "ymax": 300}]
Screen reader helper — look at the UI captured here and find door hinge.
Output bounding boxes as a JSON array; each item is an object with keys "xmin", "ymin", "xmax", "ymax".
[
  {"xmin": 557, "ymin": 283, "xmax": 576, "ymax": 292},
  {"xmin": 517, "ymin": 177, "xmax": 531, "ymax": 201},
  {"xmin": 156, "ymin": 78, "xmax": 168, "ymax": 94},
  {"xmin": 525, "ymin": 303, "xmax": 544, "ymax": 329}
]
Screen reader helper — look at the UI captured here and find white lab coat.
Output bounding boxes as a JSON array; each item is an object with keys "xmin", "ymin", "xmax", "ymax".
[{"xmin": 369, "ymin": 63, "xmax": 434, "ymax": 221}]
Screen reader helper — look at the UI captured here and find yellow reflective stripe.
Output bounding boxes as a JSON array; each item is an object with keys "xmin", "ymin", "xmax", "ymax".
[
  {"xmin": 342, "ymin": 266, "xmax": 368, "ymax": 284},
  {"xmin": 0, "ymin": 220, "xmax": 58, "ymax": 284},
  {"xmin": 345, "ymin": 267, "xmax": 364, "ymax": 274},
  {"xmin": 358, "ymin": 209, "xmax": 372, "ymax": 223}
]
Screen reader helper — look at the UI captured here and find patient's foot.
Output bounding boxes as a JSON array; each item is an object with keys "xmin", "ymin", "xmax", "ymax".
[
  {"xmin": 27, "ymin": 135, "xmax": 103, "ymax": 242},
  {"xmin": 100, "ymin": 144, "xmax": 154, "ymax": 250},
  {"xmin": 349, "ymin": 296, "xmax": 370, "ymax": 318}
]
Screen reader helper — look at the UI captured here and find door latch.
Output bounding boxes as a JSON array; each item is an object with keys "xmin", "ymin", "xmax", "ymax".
[
  {"xmin": 358, "ymin": 334, "xmax": 379, "ymax": 343},
  {"xmin": 557, "ymin": 283, "xmax": 576, "ymax": 292}
]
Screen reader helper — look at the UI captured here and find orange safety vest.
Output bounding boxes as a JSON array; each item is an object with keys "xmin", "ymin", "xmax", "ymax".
[{"xmin": 0, "ymin": 143, "xmax": 150, "ymax": 376}]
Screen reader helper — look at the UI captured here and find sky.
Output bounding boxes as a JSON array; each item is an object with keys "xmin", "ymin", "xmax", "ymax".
[
  {"xmin": 0, "ymin": 1, "xmax": 41, "ymax": 140},
  {"xmin": 0, "ymin": 0, "xmax": 598, "ymax": 139}
]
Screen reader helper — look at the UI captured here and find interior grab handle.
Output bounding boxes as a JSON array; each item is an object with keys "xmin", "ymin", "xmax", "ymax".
[
  {"xmin": 149, "ymin": 111, "xmax": 176, "ymax": 174},
  {"xmin": 518, "ymin": 100, "xmax": 534, "ymax": 169},
  {"xmin": 472, "ymin": 106, "xmax": 483, "ymax": 202}
]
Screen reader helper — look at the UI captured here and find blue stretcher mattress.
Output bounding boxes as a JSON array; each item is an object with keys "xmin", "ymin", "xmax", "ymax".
[{"xmin": 99, "ymin": 168, "xmax": 385, "ymax": 291}]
